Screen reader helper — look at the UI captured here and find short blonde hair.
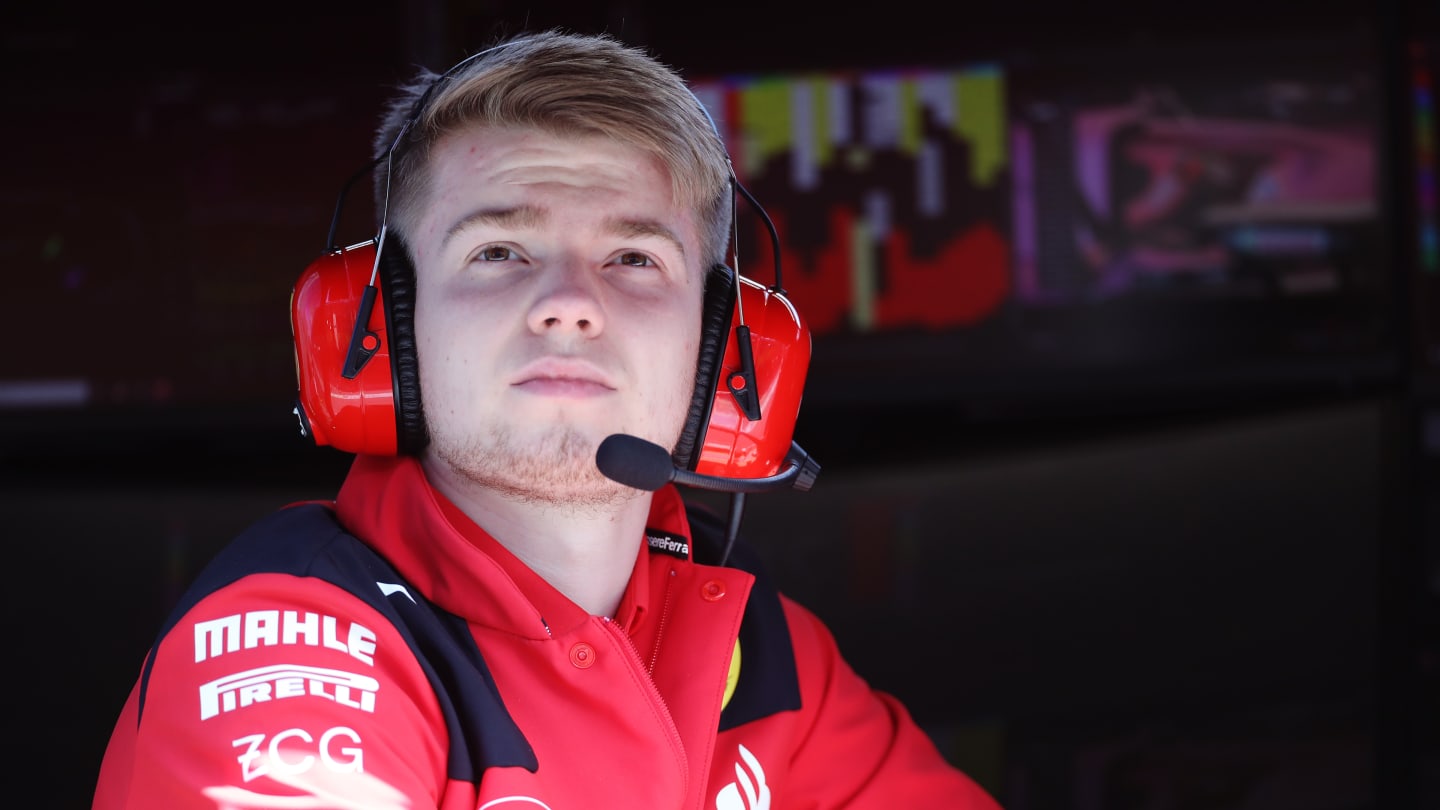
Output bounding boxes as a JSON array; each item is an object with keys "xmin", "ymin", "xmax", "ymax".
[{"xmin": 373, "ymin": 29, "xmax": 733, "ymax": 267}]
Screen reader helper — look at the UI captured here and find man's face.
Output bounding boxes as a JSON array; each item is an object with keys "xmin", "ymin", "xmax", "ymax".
[{"xmin": 408, "ymin": 126, "xmax": 706, "ymax": 506}]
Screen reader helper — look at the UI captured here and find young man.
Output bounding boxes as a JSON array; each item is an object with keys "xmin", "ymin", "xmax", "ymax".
[{"xmin": 93, "ymin": 29, "xmax": 1004, "ymax": 810}]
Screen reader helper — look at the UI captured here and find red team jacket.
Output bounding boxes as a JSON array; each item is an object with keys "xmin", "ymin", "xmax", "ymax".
[{"xmin": 94, "ymin": 454, "xmax": 1002, "ymax": 809}]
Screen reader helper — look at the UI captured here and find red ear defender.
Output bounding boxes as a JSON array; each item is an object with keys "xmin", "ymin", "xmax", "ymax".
[
  {"xmin": 693, "ymin": 276, "xmax": 811, "ymax": 480},
  {"xmin": 289, "ymin": 239, "xmax": 400, "ymax": 456}
]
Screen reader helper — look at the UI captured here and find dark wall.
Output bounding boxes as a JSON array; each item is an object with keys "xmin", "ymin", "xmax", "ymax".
[
  {"xmin": 4, "ymin": 2, "xmax": 1434, "ymax": 809},
  {"xmin": 5, "ymin": 394, "xmax": 1390, "ymax": 809}
]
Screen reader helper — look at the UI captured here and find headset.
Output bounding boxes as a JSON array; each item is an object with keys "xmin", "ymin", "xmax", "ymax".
[{"xmin": 289, "ymin": 36, "xmax": 819, "ymax": 494}]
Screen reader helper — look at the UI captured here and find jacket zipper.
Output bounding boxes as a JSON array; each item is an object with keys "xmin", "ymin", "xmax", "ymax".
[
  {"xmin": 601, "ymin": 611, "xmax": 690, "ymax": 801},
  {"xmin": 648, "ymin": 567, "xmax": 677, "ymax": 674}
]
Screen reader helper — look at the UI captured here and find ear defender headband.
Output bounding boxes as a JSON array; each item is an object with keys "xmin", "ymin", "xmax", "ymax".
[{"xmin": 289, "ymin": 38, "xmax": 818, "ymax": 493}]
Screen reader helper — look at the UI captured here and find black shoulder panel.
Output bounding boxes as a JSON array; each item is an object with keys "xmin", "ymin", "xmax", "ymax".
[{"xmin": 136, "ymin": 503, "xmax": 537, "ymax": 780}]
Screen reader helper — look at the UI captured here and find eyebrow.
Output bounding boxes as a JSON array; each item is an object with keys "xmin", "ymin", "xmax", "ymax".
[
  {"xmin": 441, "ymin": 205, "xmax": 548, "ymax": 249},
  {"xmin": 440, "ymin": 206, "xmax": 686, "ymax": 259},
  {"xmin": 604, "ymin": 216, "xmax": 687, "ymax": 259}
]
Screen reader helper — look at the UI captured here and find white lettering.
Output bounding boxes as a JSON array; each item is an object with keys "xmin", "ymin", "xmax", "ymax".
[
  {"xmin": 274, "ymin": 676, "xmax": 307, "ymax": 699},
  {"xmin": 233, "ymin": 733, "xmax": 266, "ymax": 781},
  {"xmin": 192, "ymin": 611, "xmax": 376, "ymax": 665},
  {"xmin": 282, "ymin": 610, "xmax": 318, "ymax": 647},
  {"xmin": 646, "ymin": 534, "xmax": 689, "ymax": 556},
  {"xmin": 322, "ymin": 616, "xmax": 349, "ymax": 655},
  {"xmin": 348, "ymin": 623, "xmax": 377, "ymax": 664},
  {"xmin": 238, "ymin": 682, "xmax": 272, "ymax": 711},
  {"xmin": 269, "ymin": 728, "xmax": 315, "ymax": 775},
  {"xmin": 232, "ymin": 727, "xmax": 364, "ymax": 782},
  {"xmin": 195, "ymin": 615, "xmax": 242, "ymax": 662},
  {"xmin": 244, "ymin": 610, "xmax": 280, "ymax": 650},
  {"xmin": 320, "ymin": 726, "xmax": 363, "ymax": 773},
  {"xmin": 199, "ymin": 664, "xmax": 380, "ymax": 720}
]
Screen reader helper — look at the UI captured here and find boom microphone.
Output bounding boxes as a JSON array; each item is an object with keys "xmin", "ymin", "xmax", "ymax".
[
  {"xmin": 596, "ymin": 433, "xmax": 819, "ymax": 494},
  {"xmin": 595, "ymin": 433, "xmax": 676, "ymax": 491}
]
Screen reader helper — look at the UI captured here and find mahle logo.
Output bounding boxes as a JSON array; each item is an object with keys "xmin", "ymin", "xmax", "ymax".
[{"xmin": 194, "ymin": 610, "xmax": 377, "ymax": 666}]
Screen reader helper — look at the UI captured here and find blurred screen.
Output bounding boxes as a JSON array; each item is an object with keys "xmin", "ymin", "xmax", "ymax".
[{"xmin": 694, "ymin": 33, "xmax": 1396, "ymax": 416}]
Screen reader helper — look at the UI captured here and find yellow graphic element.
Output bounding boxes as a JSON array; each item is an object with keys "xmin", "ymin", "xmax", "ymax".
[
  {"xmin": 850, "ymin": 217, "xmax": 876, "ymax": 332},
  {"xmin": 899, "ymin": 79, "xmax": 921, "ymax": 156},
  {"xmin": 725, "ymin": 66, "xmax": 1007, "ymax": 189},
  {"xmin": 722, "ymin": 638, "xmax": 742, "ymax": 711},
  {"xmin": 955, "ymin": 69, "xmax": 1007, "ymax": 187},
  {"xmin": 739, "ymin": 81, "xmax": 792, "ymax": 178},
  {"xmin": 810, "ymin": 78, "xmax": 834, "ymax": 167}
]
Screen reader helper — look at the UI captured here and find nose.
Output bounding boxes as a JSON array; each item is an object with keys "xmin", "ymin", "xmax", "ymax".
[{"xmin": 525, "ymin": 263, "xmax": 606, "ymax": 337}]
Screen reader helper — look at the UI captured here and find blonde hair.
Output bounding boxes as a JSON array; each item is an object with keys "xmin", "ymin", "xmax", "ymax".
[{"xmin": 373, "ymin": 29, "xmax": 733, "ymax": 267}]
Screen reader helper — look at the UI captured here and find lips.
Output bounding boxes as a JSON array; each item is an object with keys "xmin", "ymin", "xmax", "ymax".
[{"xmin": 511, "ymin": 357, "xmax": 617, "ymax": 397}]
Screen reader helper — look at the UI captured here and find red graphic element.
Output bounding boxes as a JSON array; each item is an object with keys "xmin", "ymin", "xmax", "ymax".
[
  {"xmin": 878, "ymin": 222, "xmax": 1010, "ymax": 329},
  {"xmin": 748, "ymin": 208, "xmax": 1010, "ymax": 335}
]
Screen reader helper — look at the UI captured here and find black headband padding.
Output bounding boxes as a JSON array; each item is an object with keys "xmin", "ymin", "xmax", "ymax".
[
  {"xmin": 379, "ymin": 234, "xmax": 429, "ymax": 455},
  {"xmin": 673, "ymin": 264, "xmax": 736, "ymax": 471}
]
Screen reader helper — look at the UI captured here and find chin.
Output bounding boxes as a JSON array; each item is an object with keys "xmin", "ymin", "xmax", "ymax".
[{"xmin": 433, "ymin": 423, "xmax": 651, "ymax": 507}]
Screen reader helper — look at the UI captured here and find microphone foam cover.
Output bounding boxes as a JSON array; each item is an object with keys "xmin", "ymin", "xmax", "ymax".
[{"xmin": 595, "ymin": 434, "xmax": 675, "ymax": 491}]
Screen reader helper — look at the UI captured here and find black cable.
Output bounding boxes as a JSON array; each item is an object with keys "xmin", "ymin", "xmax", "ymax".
[
  {"xmin": 733, "ymin": 178, "xmax": 785, "ymax": 296},
  {"xmin": 325, "ymin": 155, "xmax": 384, "ymax": 253},
  {"xmin": 719, "ymin": 491, "xmax": 746, "ymax": 567}
]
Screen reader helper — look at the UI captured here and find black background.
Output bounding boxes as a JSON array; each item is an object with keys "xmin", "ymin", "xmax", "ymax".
[{"xmin": 4, "ymin": 2, "xmax": 1437, "ymax": 808}]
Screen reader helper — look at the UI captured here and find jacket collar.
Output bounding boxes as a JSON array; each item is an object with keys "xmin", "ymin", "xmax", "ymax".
[{"xmin": 334, "ymin": 454, "xmax": 695, "ymax": 641}]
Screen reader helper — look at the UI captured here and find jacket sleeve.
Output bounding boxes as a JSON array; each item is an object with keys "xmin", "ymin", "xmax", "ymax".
[
  {"xmin": 92, "ymin": 573, "xmax": 451, "ymax": 810},
  {"xmin": 776, "ymin": 596, "xmax": 1005, "ymax": 809}
]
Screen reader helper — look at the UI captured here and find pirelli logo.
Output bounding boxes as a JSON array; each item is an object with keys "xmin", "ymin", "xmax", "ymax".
[
  {"xmin": 199, "ymin": 664, "xmax": 379, "ymax": 720},
  {"xmin": 646, "ymin": 529, "xmax": 689, "ymax": 560}
]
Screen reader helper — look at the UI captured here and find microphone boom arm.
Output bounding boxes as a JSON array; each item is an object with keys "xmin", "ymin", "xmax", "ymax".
[{"xmin": 671, "ymin": 442, "xmax": 819, "ymax": 493}]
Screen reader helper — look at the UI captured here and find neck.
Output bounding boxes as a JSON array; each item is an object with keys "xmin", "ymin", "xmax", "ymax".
[{"xmin": 422, "ymin": 460, "xmax": 652, "ymax": 618}]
